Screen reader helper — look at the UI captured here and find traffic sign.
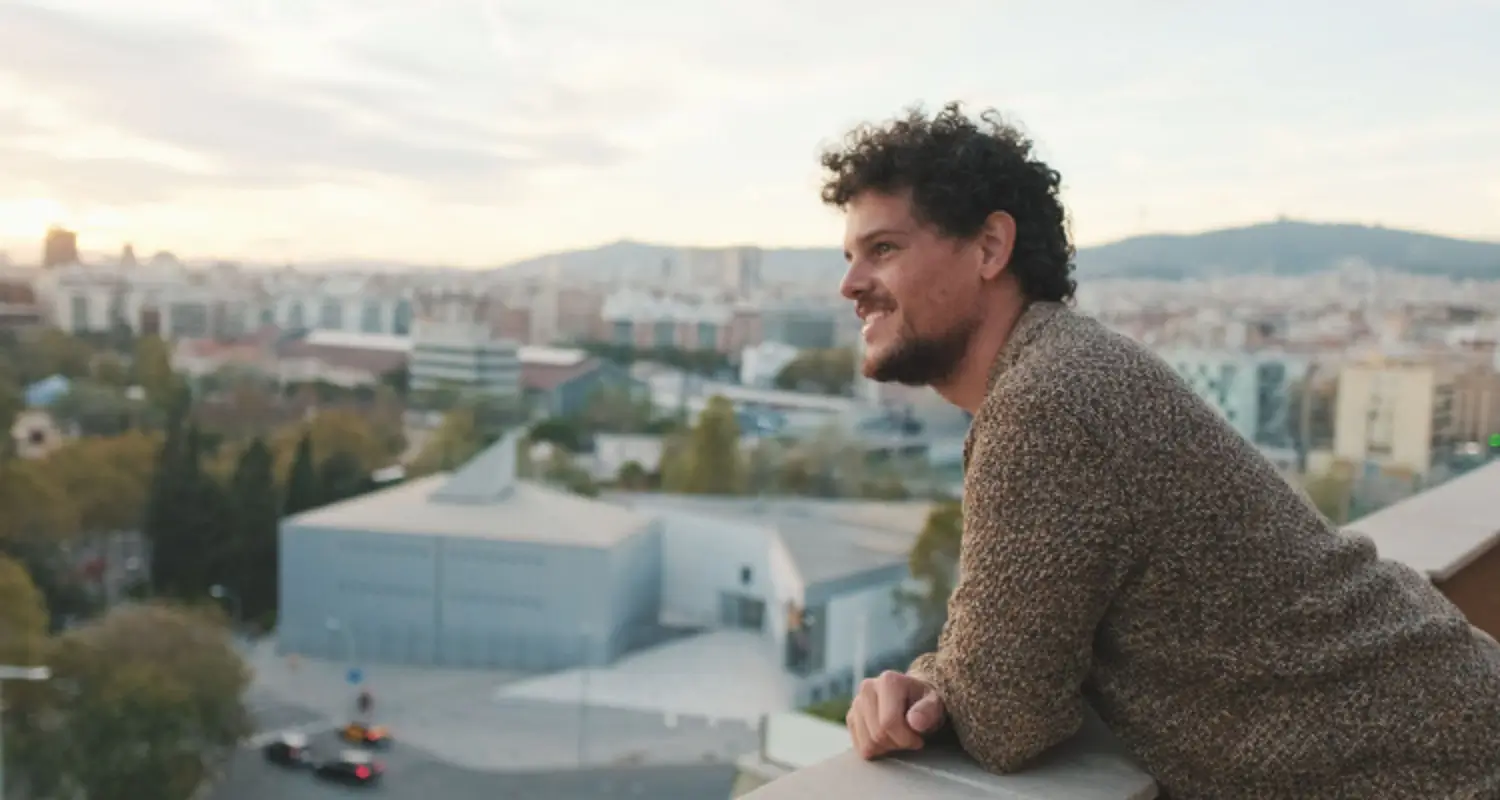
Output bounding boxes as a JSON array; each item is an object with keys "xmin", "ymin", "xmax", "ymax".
[{"xmin": 346, "ymin": 667, "xmax": 363, "ymax": 685}]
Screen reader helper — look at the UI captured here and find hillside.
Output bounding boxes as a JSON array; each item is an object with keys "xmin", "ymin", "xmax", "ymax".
[{"xmin": 494, "ymin": 221, "xmax": 1500, "ymax": 284}]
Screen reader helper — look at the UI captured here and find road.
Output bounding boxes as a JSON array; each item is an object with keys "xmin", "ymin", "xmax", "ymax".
[
  {"xmin": 211, "ymin": 718, "xmax": 738, "ymax": 800},
  {"xmin": 208, "ymin": 649, "xmax": 754, "ymax": 798}
]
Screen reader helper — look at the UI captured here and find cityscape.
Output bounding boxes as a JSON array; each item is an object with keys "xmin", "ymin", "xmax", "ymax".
[
  {"xmin": 1, "ymin": 1, "xmax": 1498, "ymax": 798},
  {"xmin": 2, "ymin": 214, "xmax": 1499, "ymax": 798}
]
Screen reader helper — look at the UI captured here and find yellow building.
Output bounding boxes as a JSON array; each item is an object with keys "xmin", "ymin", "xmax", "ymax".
[{"xmin": 1333, "ymin": 360, "xmax": 1453, "ymax": 476}]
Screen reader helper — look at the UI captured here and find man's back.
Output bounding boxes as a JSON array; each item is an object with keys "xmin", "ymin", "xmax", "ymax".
[{"xmin": 956, "ymin": 302, "xmax": 1500, "ymax": 798}]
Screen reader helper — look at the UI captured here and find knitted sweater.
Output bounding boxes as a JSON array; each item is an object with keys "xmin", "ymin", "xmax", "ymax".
[{"xmin": 909, "ymin": 302, "xmax": 1500, "ymax": 799}]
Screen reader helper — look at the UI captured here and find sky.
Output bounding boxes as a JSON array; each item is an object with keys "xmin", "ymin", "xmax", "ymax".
[{"xmin": 0, "ymin": 0, "xmax": 1497, "ymax": 266}]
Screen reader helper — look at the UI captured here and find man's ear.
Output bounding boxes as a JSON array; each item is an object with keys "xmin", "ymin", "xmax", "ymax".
[{"xmin": 976, "ymin": 211, "xmax": 1016, "ymax": 282}]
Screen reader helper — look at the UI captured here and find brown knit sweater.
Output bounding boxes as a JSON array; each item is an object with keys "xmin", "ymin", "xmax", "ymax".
[{"xmin": 909, "ymin": 302, "xmax": 1500, "ymax": 799}]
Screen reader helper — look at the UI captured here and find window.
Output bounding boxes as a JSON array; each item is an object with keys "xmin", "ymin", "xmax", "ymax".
[
  {"xmin": 613, "ymin": 320, "xmax": 633, "ymax": 345},
  {"xmin": 653, "ymin": 320, "xmax": 676, "ymax": 348},
  {"xmin": 320, "ymin": 299, "xmax": 343, "ymax": 330},
  {"xmin": 697, "ymin": 322, "xmax": 718, "ymax": 349},
  {"xmin": 361, "ymin": 301, "xmax": 383, "ymax": 333},
  {"xmin": 740, "ymin": 566, "xmax": 752, "ymax": 586},
  {"xmin": 392, "ymin": 299, "xmax": 412, "ymax": 335}
]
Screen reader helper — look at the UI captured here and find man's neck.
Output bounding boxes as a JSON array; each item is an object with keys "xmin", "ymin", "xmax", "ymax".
[{"xmin": 933, "ymin": 299, "xmax": 1027, "ymax": 414}]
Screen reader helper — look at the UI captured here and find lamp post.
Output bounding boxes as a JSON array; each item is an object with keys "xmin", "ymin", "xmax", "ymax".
[
  {"xmin": 0, "ymin": 665, "xmax": 51, "ymax": 800},
  {"xmin": 209, "ymin": 584, "xmax": 241, "ymax": 629}
]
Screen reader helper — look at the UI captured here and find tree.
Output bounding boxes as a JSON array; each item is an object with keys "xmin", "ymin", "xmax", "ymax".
[
  {"xmin": 775, "ymin": 348, "xmax": 857, "ymax": 395},
  {"xmin": 49, "ymin": 378, "xmax": 152, "ymax": 436},
  {"xmin": 318, "ymin": 449, "xmax": 368, "ymax": 506},
  {"xmin": 40, "ymin": 431, "xmax": 158, "ymax": 535},
  {"xmin": 0, "ymin": 365, "xmax": 20, "ymax": 459},
  {"xmin": 6, "ymin": 603, "xmax": 252, "ymax": 800},
  {"xmin": 0, "ymin": 458, "xmax": 78, "ymax": 541},
  {"xmin": 407, "ymin": 408, "xmax": 482, "ymax": 478},
  {"xmin": 132, "ymin": 334, "xmax": 178, "ymax": 410},
  {"xmin": 226, "ymin": 438, "xmax": 279, "ymax": 624},
  {"xmin": 0, "ymin": 553, "xmax": 48, "ymax": 665},
  {"xmin": 273, "ymin": 409, "xmax": 394, "ymax": 482},
  {"xmin": 616, "ymin": 460, "xmax": 649, "ymax": 491},
  {"xmin": 904, "ymin": 500, "xmax": 962, "ymax": 652},
  {"xmin": 283, "ymin": 432, "xmax": 320, "ymax": 516},
  {"xmin": 143, "ymin": 423, "xmax": 231, "ymax": 599},
  {"xmin": 661, "ymin": 395, "xmax": 743, "ymax": 495}
]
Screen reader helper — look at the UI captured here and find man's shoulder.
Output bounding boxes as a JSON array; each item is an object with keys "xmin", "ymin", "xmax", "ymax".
[{"xmin": 982, "ymin": 307, "xmax": 1178, "ymax": 425}]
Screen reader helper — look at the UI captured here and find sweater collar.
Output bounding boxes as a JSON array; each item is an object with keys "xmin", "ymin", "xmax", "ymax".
[{"xmin": 983, "ymin": 300, "xmax": 1067, "ymax": 395}]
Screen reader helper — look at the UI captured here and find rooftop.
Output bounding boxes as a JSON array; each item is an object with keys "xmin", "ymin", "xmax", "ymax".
[
  {"xmin": 286, "ymin": 475, "xmax": 651, "ymax": 547},
  {"xmin": 741, "ymin": 710, "xmax": 1158, "ymax": 799},
  {"xmin": 1343, "ymin": 459, "xmax": 1500, "ymax": 580}
]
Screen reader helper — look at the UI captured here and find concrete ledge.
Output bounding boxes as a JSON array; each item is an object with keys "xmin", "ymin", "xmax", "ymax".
[{"xmin": 741, "ymin": 712, "xmax": 1158, "ymax": 799}]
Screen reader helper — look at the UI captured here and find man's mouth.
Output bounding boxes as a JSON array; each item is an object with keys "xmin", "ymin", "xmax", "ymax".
[{"xmin": 861, "ymin": 308, "xmax": 892, "ymax": 338}]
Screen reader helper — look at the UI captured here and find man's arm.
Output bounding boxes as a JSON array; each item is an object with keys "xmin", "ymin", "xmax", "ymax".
[{"xmin": 908, "ymin": 403, "xmax": 1137, "ymax": 773}]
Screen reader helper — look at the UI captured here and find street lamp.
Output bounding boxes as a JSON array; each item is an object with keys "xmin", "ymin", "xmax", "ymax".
[
  {"xmin": 209, "ymin": 584, "xmax": 241, "ymax": 629},
  {"xmin": 0, "ymin": 665, "xmax": 51, "ymax": 800}
]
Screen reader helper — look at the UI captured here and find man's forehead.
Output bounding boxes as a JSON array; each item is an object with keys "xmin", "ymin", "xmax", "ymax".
[{"xmin": 845, "ymin": 192, "xmax": 919, "ymax": 239}]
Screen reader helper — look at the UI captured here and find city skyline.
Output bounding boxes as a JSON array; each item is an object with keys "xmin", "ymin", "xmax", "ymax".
[{"xmin": 1, "ymin": 0, "xmax": 1497, "ymax": 267}]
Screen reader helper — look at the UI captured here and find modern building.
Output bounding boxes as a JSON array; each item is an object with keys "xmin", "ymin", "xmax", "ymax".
[
  {"xmin": 279, "ymin": 431, "xmax": 661, "ymax": 669},
  {"xmin": 1159, "ymin": 348, "xmax": 1308, "ymax": 449},
  {"xmin": 278, "ymin": 435, "xmax": 931, "ymax": 702},
  {"xmin": 408, "ymin": 291, "xmax": 521, "ymax": 397},
  {"xmin": 518, "ymin": 346, "xmax": 644, "ymax": 418}
]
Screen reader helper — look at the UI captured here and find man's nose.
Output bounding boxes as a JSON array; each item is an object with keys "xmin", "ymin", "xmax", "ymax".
[{"xmin": 840, "ymin": 261, "xmax": 871, "ymax": 300}]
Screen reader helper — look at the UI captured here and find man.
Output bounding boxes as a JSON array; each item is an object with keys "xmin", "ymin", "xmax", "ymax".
[{"xmin": 828, "ymin": 103, "xmax": 1500, "ymax": 799}]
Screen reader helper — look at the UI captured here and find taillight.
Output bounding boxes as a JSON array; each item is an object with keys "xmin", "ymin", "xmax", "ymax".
[{"xmin": 355, "ymin": 766, "xmax": 370, "ymax": 779}]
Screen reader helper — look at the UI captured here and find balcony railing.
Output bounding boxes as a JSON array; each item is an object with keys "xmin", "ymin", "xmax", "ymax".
[{"xmin": 740, "ymin": 710, "xmax": 1158, "ymax": 799}]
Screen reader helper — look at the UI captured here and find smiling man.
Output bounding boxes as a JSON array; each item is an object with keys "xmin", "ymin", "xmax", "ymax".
[{"xmin": 826, "ymin": 103, "xmax": 1500, "ymax": 799}]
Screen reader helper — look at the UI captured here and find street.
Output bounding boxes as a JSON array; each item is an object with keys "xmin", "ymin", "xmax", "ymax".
[{"xmin": 207, "ymin": 644, "xmax": 755, "ymax": 798}]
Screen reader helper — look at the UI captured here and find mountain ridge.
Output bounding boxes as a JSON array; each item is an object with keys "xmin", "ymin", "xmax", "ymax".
[{"xmin": 492, "ymin": 220, "xmax": 1500, "ymax": 284}]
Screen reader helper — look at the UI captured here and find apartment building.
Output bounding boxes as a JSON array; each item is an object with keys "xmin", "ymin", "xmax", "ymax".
[
  {"xmin": 408, "ymin": 291, "xmax": 521, "ymax": 398},
  {"xmin": 1159, "ymin": 348, "xmax": 1309, "ymax": 450}
]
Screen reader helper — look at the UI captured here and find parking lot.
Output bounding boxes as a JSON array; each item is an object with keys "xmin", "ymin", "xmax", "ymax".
[{"xmin": 208, "ymin": 644, "xmax": 755, "ymax": 798}]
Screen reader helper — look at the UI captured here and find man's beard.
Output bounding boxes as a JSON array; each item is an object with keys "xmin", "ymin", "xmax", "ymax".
[{"xmin": 864, "ymin": 317, "xmax": 976, "ymax": 386}]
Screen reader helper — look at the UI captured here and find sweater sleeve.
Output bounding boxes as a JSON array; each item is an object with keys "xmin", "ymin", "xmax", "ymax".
[{"xmin": 908, "ymin": 404, "xmax": 1136, "ymax": 774}]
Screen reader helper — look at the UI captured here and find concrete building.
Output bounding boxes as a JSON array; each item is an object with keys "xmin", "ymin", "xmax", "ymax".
[
  {"xmin": 518, "ymin": 345, "xmax": 644, "ymax": 418},
  {"xmin": 279, "ymin": 431, "xmax": 661, "ymax": 669},
  {"xmin": 278, "ymin": 435, "xmax": 929, "ymax": 704},
  {"xmin": 408, "ymin": 291, "xmax": 521, "ymax": 397}
]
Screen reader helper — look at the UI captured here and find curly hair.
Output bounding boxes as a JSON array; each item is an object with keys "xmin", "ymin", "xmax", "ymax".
[{"xmin": 820, "ymin": 102, "xmax": 1076, "ymax": 303}]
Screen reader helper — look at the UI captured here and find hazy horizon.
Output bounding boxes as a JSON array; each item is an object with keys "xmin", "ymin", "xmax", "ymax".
[{"xmin": 2, "ymin": 0, "xmax": 1496, "ymax": 266}]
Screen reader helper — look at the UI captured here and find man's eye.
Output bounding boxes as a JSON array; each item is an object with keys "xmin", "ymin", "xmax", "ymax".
[{"xmin": 872, "ymin": 242, "xmax": 895, "ymax": 256}]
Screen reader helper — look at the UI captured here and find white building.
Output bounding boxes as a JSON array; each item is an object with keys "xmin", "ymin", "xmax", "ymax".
[
  {"xmin": 408, "ymin": 291, "xmax": 521, "ymax": 397},
  {"xmin": 1159, "ymin": 348, "xmax": 1309, "ymax": 449},
  {"xmin": 741, "ymin": 341, "xmax": 801, "ymax": 388}
]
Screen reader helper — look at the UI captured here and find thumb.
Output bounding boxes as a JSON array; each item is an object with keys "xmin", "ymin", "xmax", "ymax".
[{"xmin": 905, "ymin": 689, "xmax": 945, "ymax": 733}]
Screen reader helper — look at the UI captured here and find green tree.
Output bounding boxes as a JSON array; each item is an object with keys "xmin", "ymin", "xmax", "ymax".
[
  {"xmin": 616, "ymin": 459, "xmax": 649, "ymax": 490},
  {"xmin": 318, "ymin": 449, "xmax": 368, "ymax": 506},
  {"xmin": 143, "ymin": 423, "xmax": 229, "ymax": 599},
  {"xmin": 7, "ymin": 603, "xmax": 252, "ymax": 800},
  {"xmin": 226, "ymin": 438, "xmax": 279, "ymax": 623},
  {"xmin": 904, "ymin": 500, "xmax": 962, "ymax": 652},
  {"xmin": 0, "ymin": 366, "xmax": 21, "ymax": 459},
  {"xmin": 283, "ymin": 432, "xmax": 320, "ymax": 516},
  {"xmin": 661, "ymin": 395, "xmax": 743, "ymax": 495},
  {"xmin": 407, "ymin": 408, "xmax": 482, "ymax": 478},
  {"xmin": 0, "ymin": 553, "xmax": 48, "ymax": 665},
  {"xmin": 775, "ymin": 348, "xmax": 856, "ymax": 395},
  {"xmin": 132, "ymin": 334, "xmax": 178, "ymax": 410}
]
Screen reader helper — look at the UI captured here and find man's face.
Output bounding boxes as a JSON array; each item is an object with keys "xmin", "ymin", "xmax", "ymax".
[{"xmin": 839, "ymin": 191, "xmax": 981, "ymax": 386}]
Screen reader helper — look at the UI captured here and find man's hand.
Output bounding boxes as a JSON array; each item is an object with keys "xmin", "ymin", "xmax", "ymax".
[{"xmin": 846, "ymin": 670, "xmax": 946, "ymax": 760}]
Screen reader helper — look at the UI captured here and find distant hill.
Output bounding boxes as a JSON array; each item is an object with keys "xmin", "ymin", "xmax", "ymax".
[
  {"xmin": 1075, "ymin": 220, "xmax": 1500, "ymax": 280},
  {"xmin": 494, "ymin": 221, "xmax": 1500, "ymax": 284}
]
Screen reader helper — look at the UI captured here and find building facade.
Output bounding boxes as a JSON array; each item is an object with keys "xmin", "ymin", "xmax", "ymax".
[{"xmin": 408, "ymin": 291, "xmax": 521, "ymax": 397}]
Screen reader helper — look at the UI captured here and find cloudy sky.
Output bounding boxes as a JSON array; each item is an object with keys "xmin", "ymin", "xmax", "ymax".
[{"xmin": 0, "ymin": 0, "xmax": 1496, "ymax": 266}]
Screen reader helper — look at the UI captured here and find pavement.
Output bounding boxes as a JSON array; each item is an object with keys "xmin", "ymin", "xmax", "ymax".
[
  {"xmin": 211, "ymin": 638, "xmax": 760, "ymax": 797},
  {"xmin": 210, "ymin": 724, "xmax": 739, "ymax": 800}
]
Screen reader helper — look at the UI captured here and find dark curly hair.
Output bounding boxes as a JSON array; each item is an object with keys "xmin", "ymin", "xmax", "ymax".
[{"xmin": 819, "ymin": 102, "xmax": 1076, "ymax": 303}]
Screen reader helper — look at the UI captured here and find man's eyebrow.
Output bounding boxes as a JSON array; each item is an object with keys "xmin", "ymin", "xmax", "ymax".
[{"xmin": 844, "ymin": 227, "xmax": 907, "ymax": 260}]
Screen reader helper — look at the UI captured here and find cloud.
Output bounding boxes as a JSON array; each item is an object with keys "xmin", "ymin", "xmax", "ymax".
[{"xmin": 0, "ymin": 1, "xmax": 640, "ymax": 203}]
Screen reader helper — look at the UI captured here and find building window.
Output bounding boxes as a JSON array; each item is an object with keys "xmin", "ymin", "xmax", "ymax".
[
  {"xmin": 697, "ymin": 322, "xmax": 718, "ymax": 350},
  {"xmin": 319, "ymin": 299, "xmax": 343, "ymax": 330},
  {"xmin": 613, "ymin": 320, "xmax": 633, "ymax": 346},
  {"xmin": 740, "ymin": 566, "xmax": 752, "ymax": 586},
  {"xmin": 361, "ymin": 300, "xmax": 383, "ymax": 333},
  {"xmin": 69, "ymin": 294, "xmax": 88, "ymax": 331},
  {"xmin": 288, "ymin": 302, "xmax": 305, "ymax": 329},
  {"xmin": 393, "ymin": 299, "xmax": 412, "ymax": 335},
  {"xmin": 653, "ymin": 320, "xmax": 675, "ymax": 348}
]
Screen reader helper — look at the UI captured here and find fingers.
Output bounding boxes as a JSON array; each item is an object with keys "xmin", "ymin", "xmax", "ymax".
[
  {"xmin": 906, "ymin": 691, "xmax": 946, "ymax": 733},
  {"xmin": 847, "ymin": 671, "xmax": 928, "ymax": 760}
]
